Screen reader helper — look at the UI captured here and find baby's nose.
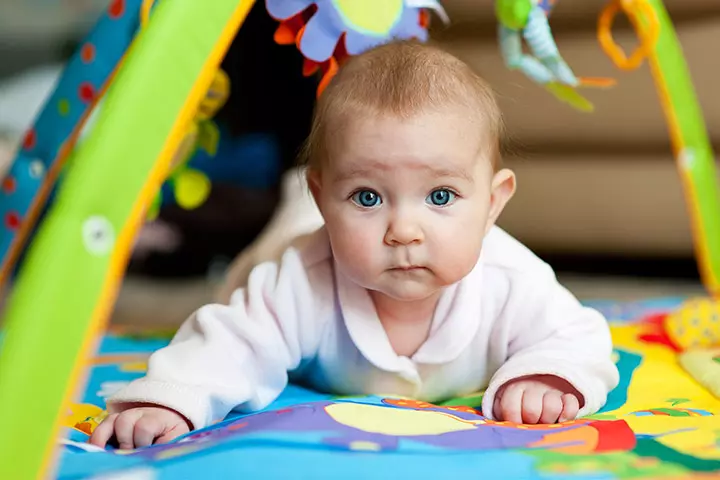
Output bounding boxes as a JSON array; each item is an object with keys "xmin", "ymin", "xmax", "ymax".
[{"xmin": 384, "ymin": 215, "xmax": 423, "ymax": 246}]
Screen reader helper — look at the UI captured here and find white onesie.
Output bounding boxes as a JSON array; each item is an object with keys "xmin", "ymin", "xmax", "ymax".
[{"xmin": 109, "ymin": 226, "xmax": 619, "ymax": 429}]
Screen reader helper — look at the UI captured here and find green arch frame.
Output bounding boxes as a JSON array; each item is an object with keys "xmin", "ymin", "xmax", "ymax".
[
  {"xmin": 0, "ymin": 1, "xmax": 256, "ymax": 478},
  {"xmin": 0, "ymin": 1, "xmax": 716, "ymax": 478},
  {"xmin": 641, "ymin": 0, "xmax": 720, "ymax": 294}
]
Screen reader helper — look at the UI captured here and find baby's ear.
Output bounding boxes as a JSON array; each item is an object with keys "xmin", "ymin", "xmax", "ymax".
[
  {"xmin": 485, "ymin": 168, "xmax": 516, "ymax": 234},
  {"xmin": 306, "ymin": 168, "xmax": 323, "ymax": 210}
]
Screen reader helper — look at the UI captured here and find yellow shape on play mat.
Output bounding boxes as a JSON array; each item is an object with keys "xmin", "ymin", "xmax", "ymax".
[
  {"xmin": 610, "ymin": 323, "xmax": 719, "ymax": 416},
  {"xmin": 628, "ymin": 416, "xmax": 720, "ymax": 460},
  {"xmin": 608, "ymin": 322, "xmax": 720, "ymax": 459},
  {"xmin": 333, "ymin": 0, "xmax": 403, "ymax": 36},
  {"xmin": 325, "ymin": 402, "xmax": 480, "ymax": 436},
  {"xmin": 62, "ymin": 403, "xmax": 103, "ymax": 430}
]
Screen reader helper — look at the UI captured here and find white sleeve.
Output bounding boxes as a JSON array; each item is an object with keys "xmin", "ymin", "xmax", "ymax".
[
  {"xmin": 481, "ymin": 265, "xmax": 619, "ymax": 419},
  {"xmin": 107, "ymin": 248, "xmax": 320, "ymax": 429}
]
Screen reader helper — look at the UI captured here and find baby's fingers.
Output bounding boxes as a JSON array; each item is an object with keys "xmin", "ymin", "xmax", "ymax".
[
  {"xmin": 520, "ymin": 388, "xmax": 544, "ymax": 424},
  {"xmin": 495, "ymin": 385, "xmax": 524, "ymax": 424},
  {"xmin": 156, "ymin": 423, "xmax": 190, "ymax": 445},
  {"xmin": 539, "ymin": 391, "xmax": 563, "ymax": 424},
  {"xmin": 133, "ymin": 415, "xmax": 164, "ymax": 448},
  {"xmin": 114, "ymin": 410, "xmax": 144, "ymax": 450},
  {"xmin": 559, "ymin": 393, "xmax": 580, "ymax": 423},
  {"xmin": 89, "ymin": 414, "xmax": 118, "ymax": 448}
]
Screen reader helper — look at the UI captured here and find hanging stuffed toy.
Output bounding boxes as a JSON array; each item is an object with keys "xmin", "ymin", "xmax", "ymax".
[{"xmin": 496, "ymin": 0, "xmax": 616, "ymax": 111}]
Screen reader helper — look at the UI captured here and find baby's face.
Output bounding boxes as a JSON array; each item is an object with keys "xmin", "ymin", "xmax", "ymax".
[{"xmin": 311, "ymin": 110, "xmax": 509, "ymax": 302}]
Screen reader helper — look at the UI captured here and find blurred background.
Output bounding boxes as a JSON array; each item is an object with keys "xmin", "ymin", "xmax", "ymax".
[{"xmin": 0, "ymin": 0, "xmax": 717, "ymax": 326}]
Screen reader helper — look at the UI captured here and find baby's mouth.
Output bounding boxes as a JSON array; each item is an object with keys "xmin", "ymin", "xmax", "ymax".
[{"xmin": 389, "ymin": 265, "xmax": 426, "ymax": 272}]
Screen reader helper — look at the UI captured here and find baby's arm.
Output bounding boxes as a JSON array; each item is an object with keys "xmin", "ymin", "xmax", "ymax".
[
  {"xmin": 91, "ymin": 248, "xmax": 321, "ymax": 447},
  {"xmin": 482, "ymin": 265, "xmax": 619, "ymax": 423}
]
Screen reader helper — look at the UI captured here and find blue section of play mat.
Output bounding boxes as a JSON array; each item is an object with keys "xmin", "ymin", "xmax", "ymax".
[{"xmin": 55, "ymin": 296, "xmax": 720, "ymax": 479}]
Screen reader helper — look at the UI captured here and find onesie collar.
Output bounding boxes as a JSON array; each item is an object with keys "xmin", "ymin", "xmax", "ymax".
[{"xmin": 334, "ymin": 258, "xmax": 484, "ymax": 370}]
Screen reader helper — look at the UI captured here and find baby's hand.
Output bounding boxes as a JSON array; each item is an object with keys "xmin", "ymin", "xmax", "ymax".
[
  {"xmin": 89, "ymin": 404, "xmax": 191, "ymax": 449},
  {"xmin": 493, "ymin": 375, "xmax": 581, "ymax": 424}
]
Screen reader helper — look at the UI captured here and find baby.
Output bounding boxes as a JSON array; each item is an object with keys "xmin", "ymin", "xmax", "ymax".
[{"xmin": 90, "ymin": 41, "xmax": 619, "ymax": 449}]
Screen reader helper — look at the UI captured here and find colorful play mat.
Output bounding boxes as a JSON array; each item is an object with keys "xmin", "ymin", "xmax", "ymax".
[{"xmin": 56, "ymin": 296, "xmax": 720, "ymax": 479}]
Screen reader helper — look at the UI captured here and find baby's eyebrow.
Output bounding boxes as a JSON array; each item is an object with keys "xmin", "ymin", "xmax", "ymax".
[
  {"xmin": 333, "ymin": 162, "xmax": 473, "ymax": 183},
  {"xmin": 332, "ymin": 166, "xmax": 379, "ymax": 182},
  {"xmin": 424, "ymin": 165, "xmax": 474, "ymax": 182}
]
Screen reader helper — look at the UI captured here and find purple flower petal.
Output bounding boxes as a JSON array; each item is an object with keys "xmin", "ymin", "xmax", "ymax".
[
  {"xmin": 265, "ymin": 0, "xmax": 313, "ymax": 20},
  {"xmin": 392, "ymin": 7, "xmax": 428, "ymax": 40},
  {"xmin": 298, "ymin": 7, "xmax": 345, "ymax": 62}
]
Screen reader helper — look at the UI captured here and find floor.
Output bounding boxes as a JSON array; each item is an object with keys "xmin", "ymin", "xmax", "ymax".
[
  {"xmin": 557, "ymin": 274, "xmax": 706, "ymax": 302},
  {"xmin": 109, "ymin": 273, "xmax": 708, "ymax": 328}
]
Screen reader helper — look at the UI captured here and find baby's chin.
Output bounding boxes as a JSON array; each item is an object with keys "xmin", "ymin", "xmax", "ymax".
[
  {"xmin": 379, "ymin": 289, "xmax": 439, "ymax": 302},
  {"xmin": 342, "ymin": 266, "xmax": 462, "ymax": 301},
  {"xmin": 369, "ymin": 279, "xmax": 448, "ymax": 303}
]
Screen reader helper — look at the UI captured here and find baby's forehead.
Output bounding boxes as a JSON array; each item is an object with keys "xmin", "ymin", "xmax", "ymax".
[
  {"xmin": 313, "ymin": 100, "xmax": 500, "ymax": 173},
  {"xmin": 329, "ymin": 108, "xmax": 492, "ymax": 155},
  {"xmin": 333, "ymin": 105, "xmax": 491, "ymax": 137},
  {"xmin": 341, "ymin": 99, "xmax": 489, "ymax": 122},
  {"xmin": 327, "ymin": 127, "xmax": 491, "ymax": 181}
]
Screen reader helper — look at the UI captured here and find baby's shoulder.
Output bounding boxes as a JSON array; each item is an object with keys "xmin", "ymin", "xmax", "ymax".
[
  {"xmin": 286, "ymin": 227, "xmax": 333, "ymax": 272},
  {"xmin": 265, "ymin": 227, "xmax": 335, "ymax": 294},
  {"xmin": 480, "ymin": 227, "xmax": 554, "ymax": 280},
  {"xmin": 242, "ymin": 227, "xmax": 335, "ymax": 304}
]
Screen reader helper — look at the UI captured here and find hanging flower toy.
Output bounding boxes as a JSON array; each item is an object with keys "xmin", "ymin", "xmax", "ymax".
[{"xmin": 265, "ymin": 0, "xmax": 448, "ymax": 95}]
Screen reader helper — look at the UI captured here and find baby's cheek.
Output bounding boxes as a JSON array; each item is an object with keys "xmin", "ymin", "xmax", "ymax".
[
  {"xmin": 431, "ymin": 225, "xmax": 482, "ymax": 282},
  {"xmin": 328, "ymin": 219, "xmax": 379, "ymax": 276}
]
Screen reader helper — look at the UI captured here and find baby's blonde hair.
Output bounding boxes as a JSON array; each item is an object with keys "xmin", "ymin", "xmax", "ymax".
[{"xmin": 301, "ymin": 40, "xmax": 504, "ymax": 170}]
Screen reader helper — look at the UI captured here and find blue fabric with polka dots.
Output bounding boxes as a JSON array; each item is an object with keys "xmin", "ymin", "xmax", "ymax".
[{"xmin": 0, "ymin": 0, "xmax": 143, "ymax": 279}]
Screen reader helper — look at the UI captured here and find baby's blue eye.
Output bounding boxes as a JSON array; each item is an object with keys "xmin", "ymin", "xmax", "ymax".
[
  {"xmin": 352, "ymin": 190, "xmax": 382, "ymax": 208},
  {"xmin": 427, "ymin": 189, "xmax": 455, "ymax": 206}
]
